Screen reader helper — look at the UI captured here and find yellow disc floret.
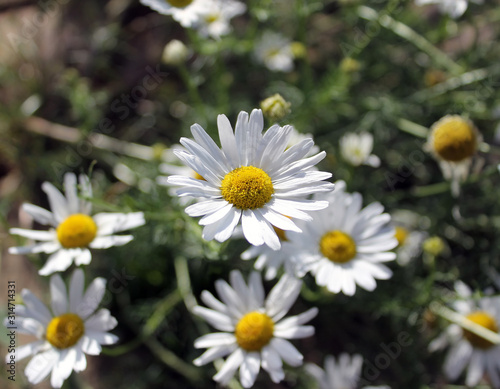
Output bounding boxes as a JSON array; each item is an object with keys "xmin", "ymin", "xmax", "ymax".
[
  {"xmin": 46, "ymin": 313, "xmax": 85, "ymax": 349},
  {"xmin": 167, "ymin": 0, "xmax": 193, "ymax": 7},
  {"xmin": 431, "ymin": 116, "xmax": 477, "ymax": 162},
  {"xmin": 394, "ymin": 226, "xmax": 409, "ymax": 247},
  {"xmin": 463, "ymin": 311, "xmax": 499, "ymax": 349},
  {"xmin": 57, "ymin": 214, "xmax": 97, "ymax": 248},
  {"xmin": 235, "ymin": 312, "xmax": 274, "ymax": 351},
  {"xmin": 220, "ymin": 166, "xmax": 274, "ymax": 210},
  {"xmin": 320, "ymin": 230, "xmax": 357, "ymax": 263}
]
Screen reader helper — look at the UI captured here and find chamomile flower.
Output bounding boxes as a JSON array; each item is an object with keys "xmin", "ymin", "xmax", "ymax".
[
  {"xmin": 254, "ymin": 31, "xmax": 294, "ymax": 72},
  {"xmin": 425, "ymin": 115, "xmax": 482, "ymax": 196},
  {"xmin": 195, "ymin": 0, "xmax": 246, "ymax": 39},
  {"xmin": 429, "ymin": 282, "xmax": 500, "ymax": 387},
  {"xmin": 391, "ymin": 210, "xmax": 427, "ymax": 266},
  {"xmin": 166, "ymin": 109, "xmax": 334, "ymax": 250},
  {"xmin": 415, "ymin": 0, "xmax": 483, "ymax": 18},
  {"xmin": 192, "ymin": 270, "xmax": 318, "ymax": 388},
  {"xmin": 340, "ymin": 132, "xmax": 380, "ymax": 168},
  {"xmin": 287, "ymin": 181, "xmax": 397, "ymax": 296},
  {"xmin": 9, "ymin": 173, "xmax": 145, "ymax": 276},
  {"xmin": 139, "ymin": 0, "xmax": 209, "ymax": 27},
  {"xmin": 306, "ymin": 353, "xmax": 391, "ymax": 389},
  {"xmin": 4, "ymin": 269, "xmax": 118, "ymax": 388}
]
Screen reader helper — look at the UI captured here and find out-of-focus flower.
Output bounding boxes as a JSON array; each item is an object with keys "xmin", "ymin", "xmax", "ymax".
[
  {"xmin": 254, "ymin": 31, "xmax": 294, "ymax": 72},
  {"xmin": 260, "ymin": 93, "xmax": 291, "ymax": 122},
  {"xmin": 340, "ymin": 132, "xmax": 380, "ymax": 168},
  {"xmin": 340, "ymin": 57, "xmax": 361, "ymax": 73},
  {"xmin": 429, "ymin": 282, "xmax": 500, "ymax": 387},
  {"xmin": 391, "ymin": 210, "xmax": 427, "ymax": 266},
  {"xmin": 422, "ymin": 236, "xmax": 446, "ymax": 257},
  {"xmin": 139, "ymin": 0, "xmax": 209, "ymax": 27},
  {"xmin": 9, "ymin": 173, "xmax": 145, "ymax": 276},
  {"xmin": 425, "ymin": 115, "xmax": 482, "ymax": 196},
  {"xmin": 424, "ymin": 69, "xmax": 447, "ymax": 87},
  {"xmin": 162, "ymin": 39, "xmax": 189, "ymax": 65},
  {"xmin": 195, "ymin": 0, "xmax": 246, "ymax": 39},
  {"xmin": 288, "ymin": 181, "xmax": 397, "ymax": 296},
  {"xmin": 166, "ymin": 109, "xmax": 334, "ymax": 250},
  {"xmin": 306, "ymin": 353, "xmax": 391, "ymax": 389},
  {"xmin": 4, "ymin": 269, "xmax": 118, "ymax": 388},
  {"xmin": 291, "ymin": 42, "xmax": 307, "ymax": 59},
  {"xmin": 415, "ymin": 0, "xmax": 483, "ymax": 18},
  {"xmin": 192, "ymin": 270, "xmax": 317, "ymax": 388}
]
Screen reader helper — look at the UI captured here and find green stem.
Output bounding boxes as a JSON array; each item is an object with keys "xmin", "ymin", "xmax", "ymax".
[
  {"xmin": 430, "ymin": 302, "xmax": 500, "ymax": 345},
  {"xmin": 396, "ymin": 118, "xmax": 429, "ymax": 138},
  {"xmin": 174, "ymin": 256, "xmax": 198, "ymax": 311},
  {"xmin": 412, "ymin": 182, "xmax": 450, "ymax": 197},
  {"xmin": 357, "ymin": 6, "xmax": 464, "ymax": 75}
]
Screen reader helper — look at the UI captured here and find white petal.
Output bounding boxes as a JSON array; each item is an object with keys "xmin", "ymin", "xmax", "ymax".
[
  {"xmin": 213, "ymin": 348, "xmax": 245, "ymax": 385},
  {"xmin": 74, "ymin": 248, "xmax": 92, "ymax": 266},
  {"xmin": 89, "ymin": 235, "xmax": 133, "ymax": 249},
  {"xmin": 261, "ymin": 345, "xmax": 284, "ymax": 383},
  {"xmin": 85, "ymin": 330, "xmax": 118, "ymax": 345},
  {"xmin": 273, "ymin": 325, "xmax": 315, "ymax": 339},
  {"xmin": 248, "ymin": 271, "xmax": 265, "ymax": 309},
  {"xmin": 73, "ymin": 347, "xmax": 87, "ymax": 372},
  {"xmin": 218, "ymin": 114, "xmax": 239, "ymax": 168},
  {"xmin": 42, "ymin": 181, "xmax": 69, "ymax": 223},
  {"xmin": 215, "ymin": 278, "xmax": 245, "ymax": 318},
  {"xmin": 14, "ymin": 340, "xmax": 45, "ymax": 362},
  {"xmin": 270, "ymin": 338, "xmax": 303, "ymax": 367},
  {"xmin": 39, "ymin": 250, "xmax": 74, "ymax": 276},
  {"xmin": 465, "ymin": 351, "xmax": 485, "ymax": 387},
  {"xmin": 50, "ymin": 274, "xmax": 68, "ymax": 316},
  {"xmin": 78, "ymin": 174, "xmax": 93, "ymax": 215},
  {"xmin": 94, "ymin": 212, "xmax": 145, "ymax": 235},
  {"xmin": 266, "ymin": 274, "xmax": 302, "ymax": 322},
  {"xmin": 185, "ymin": 200, "xmax": 229, "ymax": 217},
  {"xmin": 69, "ymin": 269, "xmax": 85, "ymax": 312},
  {"xmin": 78, "ymin": 277, "xmax": 107, "ymax": 319},
  {"xmin": 21, "ymin": 289, "xmax": 52, "ymax": 325},
  {"xmin": 240, "ymin": 352, "xmax": 261, "ymax": 388},
  {"xmin": 64, "ymin": 173, "xmax": 79, "ymax": 215},
  {"xmin": 84, "ymin": 309, "xmax": 118, "ymax": 332},
  {"xmin": 9, "ymin": 228, "xmax": 55, "ymax": 241},
  {"xmin": 200, "ymin": 290, "xmax": 228, "ymax": 314},
  {"xmin": 80, "ymin": 335, "xmax": 101, "ymax": 355},
  {"xmin": 51, "ymin": 348, "xmax": 77, "ymax": 388},
  {"xmin": 193, "ymin": 344, "xmax": 237, "ymax": 366},
  {"xmin": 444, "ymin": 340, "xmax": 472, "ymax": 380},
  {"xmin": 9, "ymin": 241, "xmax": 60, "ymax": 255},
  {"xmin": 192, "ymin": 306, "xmax": 234, "ymax": 332},
  {"xmin": 274, "ymin": 307, "xmax": 318, "ymax": 330},
  {"xmin": 22, "ymin": 203, "xmax": 56, "ymax": 226},
  {"xmin": 25, "ymin": 349, "xmax": 59, "ymax": 385},
  {"xmin": 194, "ymin": 333, "xmax": 236, "ymax": 349}
]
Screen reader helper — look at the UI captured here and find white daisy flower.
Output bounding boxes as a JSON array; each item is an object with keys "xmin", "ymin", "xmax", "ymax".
[
  {"xmin": 9, "ymin": 173, "xmax": 145, "ymax": 276},
  {"xmin": 429, "ymin": 282, "xmax": 500, "ymax": 387},
  {"xmin": 415, "ymin": 0, "xmax": 483, "ymax": 18},
  {"xmin": 195, "ymin": 0, "xmax": 246, "ymax": 39},
  {"xmin": 306, "ymin": 353, "xmax": 391, "ymax": 389},
  {"xmin": 192, "ymin": 270, "xmax": 318, "ymax": 388},
  {"xmin": 166, "ymin": 109, "xmax": 334, "ymax": 250},
  {"xmin": 424, "ymin": 115, "xmax": 482, "ymax": 196},
  {"xmin": 4, "ymin": 269, "xmax": 118, "ymax": 388},
  {"xmin": 391, "ymin": 210, "xmax": 427, "ymax": 266},
  {"xmin": 340, "ymin": 132, "xmax": 380, "ymax": 168},
  {"xmin": 139, "ymin": 0, "xmax": 209, "ymax": 28},
  {"xmin": 287, "ymin": 181, "xmax": 397, "ymax": 296},
  {"xmin": 254, "ymin": 31, "xmax": 294, "ymax": 72}
]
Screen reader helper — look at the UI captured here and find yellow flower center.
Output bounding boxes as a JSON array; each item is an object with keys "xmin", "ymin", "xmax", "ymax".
[
  {"xmin": 432, "ymin": 117, "xmax": 477, "ymax": 162},
  {"xmin": 46, "ymin": 313, "xmax": 85, "ymax": 349},
  {"xmin": 220, "ymin": 166, "xmax": 274, "ymax": 210},
  {"xmin": 57, "ymin": 214, "xmax": 97, "ymax": 248},
  {"xmin": 167, "ymin": 0, "xmax": 192, "ymax": 7},
  {"xmin": 394, "ymin": 226, "xmax": 409, "ymax": 247},
  {"xmin": 205, "ymin": 13, "xmax": 220, "ymax": 24},
  {"xmin": 320, "ymin": 230, "xmax": 357, "ymax": 263},
  {"xmin": 235, "ymin": 312, "xmax": 274, "ymax": 351},
  {"xmin": 463, "ymin": 311, "xmax": 499, "ymax": 349}
]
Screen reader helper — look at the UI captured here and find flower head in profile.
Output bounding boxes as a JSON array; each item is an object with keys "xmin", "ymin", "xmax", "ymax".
[
  {"xmin": 391, "ymin": 210, "xmax": 427, "ymax": 266},
  {"xmin": 429, "ymin": 282, "xmax": 500, "ymax": 387},
  {"xmin": 254, "ymin": 31, "xmax": 294, "ymax": 72},
  {"xmin": 139, "ymin": 0, "xmax": 209, "ymax": 27},
  {"xmin": 287, "ymin": 181, "xmax": 397, "ymax": 296},
  {"xmin": 166, "ymin": 109, "xmax": 334, "ymax": 250},
  {"xmin": 192, "ymin": 270, "xmax": 318, "ymax": 388},
  {"xmin": 340, "ymin": 132, "xmax": 380, "ymax": 168},
  {"xmin": 425, "ymin": 115, "xmax": 481, "ymax": 196},
  {"xmin": 4, "ymin": 269, "xmax": 118, "ymax": 388},
  {"xmin": 415, "ymin": 0, "xmax": 483, "ymax": 18},
  {"xmin": 306, "ymin": 353, "xmax": 391, "ymax": 389},
  {"xmin": 195, "ymin": 0, "xmax": 246, "ymax": 39},
  {"xmin": 9, "ymin": 173, "xmax": 145, "ymax": 275}
]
